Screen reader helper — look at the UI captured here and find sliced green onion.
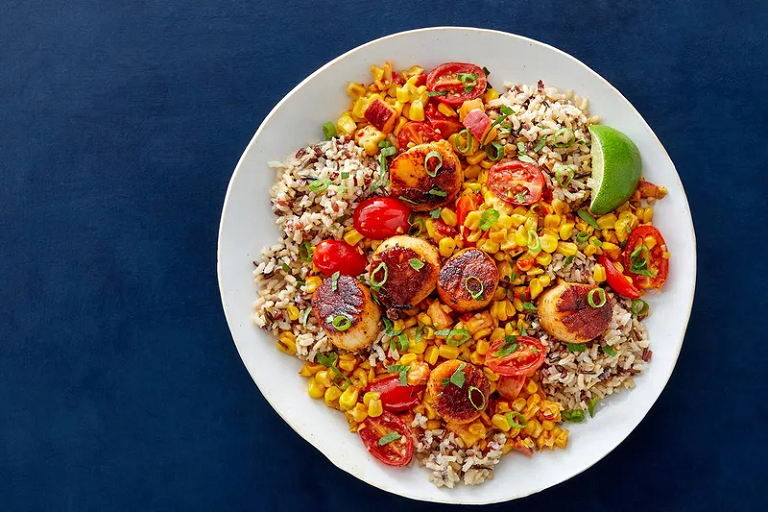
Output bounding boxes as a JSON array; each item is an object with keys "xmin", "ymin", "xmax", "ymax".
[
  {"xmin": 340, "ymin": 171, "xmax": 350, "ymax": 179},
  {"xmin": 518, "ymin": 154, "xmax": 537, "ymax": 164},
  {"xmin": 564, "ymin": 254, "xmax": 575, "ymax": 266},
  {"xmin": 332, "ymin": 315, "xmax": 352, "ymax": 331},
  {"xmin": 397, "ymin": 332, "xmax": 408, "ymax": 352},
  {"xmin": 299, "ymin": 242, "xmax": 313, "ymax": 262},
  {"xmin": 398, "ymin": 195, "xmax": 419, "ymax": 205},
  {"xmin": 409, "ymin": 258, "xmax": 424, "ymax": 270},
  {"xmin": 517, "ymin": 142, "xmax": 527, "ymax": 154},
  {"xmin": 382, "ymin": 317, "xmax": 395, "ymax": 335},
  {"xmin": 446, "ymin": 329, "xmax": 472, "ymax": 347},
  {"xmin": 576, "ymin": 231, "xmax": 590, "ymax": 244},
  {"xmin": 562, "ymin": 409, "xmax": 585, "ymax": 423},
  {"xmin": 588, "ymin": 396, "xmax": 600, "ymax": 418},
  {"xmin": 300, "ymin": 306, "xmax": 312, "ymax": 326},
  {"xmin": 533, "ymin": 135, "xmax": 547, "ymax": 152},
  {"xmin": 497, "ymin": 122, "xmax": 512, "ymax": 137},
  {"xmin": 315, "ymin": 352, "xmax": 338, "ymax": 367},
  {"xmin": 381, "ymin": 146, "xmax": 396, "ymax": 157},
  {"xmin": 281, "ymin": 262, "xmax": 290, "ymax": 273},
  {"xmin": 555, "ymin": 165, "xmax": 574, "ymax": 187},
  {"xmin": 506, "ymin": 411, "xmax": 528, "ymax": 429},
  {"xmin": 322, "ymin": 122, "xmax": 336, "ymax": 140},
  {"xmin": 449, "ymin": 362, "xmax": 466, "ymax": 388},
  {"xmin": 329, "ymin": 365, "xmax": 350, "ymax": 390},
  {"xmin": 457, "ymin": 73, "xmax": 478, "ymax": 92},
  {"xmin": 427, "ymin": 90, "xmax": 449, "ymax": 97},
  {"xmin": 577, "ymin": 208, "xmax": 600, "ymax": 230},
  {"xmin": 428, "ymin": 187, "xmax": 447, "ymax": 197},
  {"xmin": 520, "ymin": 324, "xmax": 528, "ymax": 336},
  {"xmin": 592, "ymin": 239, "xmax": 603, "ymax": 248},
  {"xmin": 478, "ymin": 208, "xmax": 500, "ymax": 231},
  {"xmin": 308, "ymin": 178, "xmax": 331, "ymax": 194},
  {"xmin": 331, "ymin": 271, "xmax": 340, "ymax": 292},
  {"xmin": 455, "ymin": 129, "xmax": 473, "ymax": 154},
  {"xmin": 567, "ymin": 343, "xmax": 587, "ymax": 353},
  {"xmin": 423, "ymin": 150, "xmax": 443, "ymax": 177},
  {"xmin": 378, "ymin": 140, "xmax": 393, "ymax": 148},
  {"xmin": 521, "ymin": 301, "xmax": 537, "ymax": 311},
  {"xmin": 530, "ymin": 202, "xmax": 548, "ymax": 217},
  {"xmin": 484, "ymin": 141, "xmax": 504, "ymax": 161},
  {"xmin": 509, "ymin": 271, "xmax": 518, "ymax": 283},
  {"xmin": 553, "ymin": 127, "xmax": 575, "ymax": 148},
  {"xmin": 378, "ymin": 432, "xmax": 401, "ymax": 446},
  {"xmin": 602, "ymin": 345, "xmax": 617, "ymax": 357},
  {"xmin": 630, "ymin": 245, "xmax": 657, "ymax": 277},
  {"xmin": 464, "ymin": 275, "xmax": 485, "ymax": 301},
  {"xmin": 481, "ymin": 105, "xmax": 514, "ymax": 146},
  {"xmin": 468, "ymin": 386, "xmax": 487, "ymax": 410},
  {"xmin": 631, "ymin": 298, "xmax": 649, "ymax": 316},
  {"xmin": 409, "ymin": 217, "xmax": 425, "ymax": 237},
  {"xmin": 415, "ymin": 324, "xmax": 423, "ymax": 343},
  {"xmin": 514, "ymin": 190, "xmax": 528, "ymax": 203},
  {"xmin": 494, "ymin": 335, "xmax": 518, "ymax": 357},
  {"xmin": 587, "ymin": 287, "xmax": 607, "ymax": 308},
  {"xmin": 527, "ymin": 229, "xmax": 541, "ymax": 251},
  {"xmin": 387, "ymin": 364, "xmax": 410, "ymax": 386},
  {"xmin": 370, "ymin": 262, "xmax": 388, "ymax": 290}
]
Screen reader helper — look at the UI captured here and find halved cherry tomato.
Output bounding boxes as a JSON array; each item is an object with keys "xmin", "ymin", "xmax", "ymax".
[
  {"xmin": 496, "ymin": 375, "xmax": 525, "ymax": 400},
  {"xmin": 456, "ymin": 194, "xmax": 482, "ymax": 245},
  {"xmin": 353, "ymin": 197, "xmax": 411, "ymax": 240},
  {"xmin": 487, "ymin": 161, "xmax": 545, "ymax": 205},
  {"xmin": 485, "ymin": 336, "xmax": 546, "ymax": 377},
  {"xmin": 425, "ymin": 101, "xmax": 464, "ymax": 138},
  {"xmin": 396, "ymin": 121, "xmax": 440, "ymax": 149},
  {"xmin": 413, "ymin": 74, "xmax": 427, "ymax": 87},
  {"xmin": 426, "ymin": 62, "xmax": 487, "ymax": 106},
  {"xmin": 432, "ymin": 218, "xmax": 457, "ymax": 238},
  {"xmin": 358, "ymin": 411, "xmax": 413, "ymax": 467},
  {"xmin": 623, "ymin": 225, "xmax": 669, "ymax": 290},
  {"xmin": 637, "ymin": 180, "xmax": 666, "ymax": 199},
  {"xmin": 312, "ymin": 240, "xmax": 368, "ymax": 276},
  {"xmin": 599, "ymin": 254, "xmax": 643, "ymax": 299},
  {"xmin": 366, "ymin": 375, "xmax": 424, "ymax": 412}
]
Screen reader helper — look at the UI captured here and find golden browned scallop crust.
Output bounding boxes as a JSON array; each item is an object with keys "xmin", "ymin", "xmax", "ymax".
[
  {"xmin": 437, "ymin": 248, "xmax": 499, "ymax": 312},
  {"xmin": 369, "ymin": 236, "xmax": 440, "ymax": 311},
  {"xmin": 389, "ymin": 140, "xmax": 463, "ymax": 211},
  {"xmin": 427, "ymin": 360, "xmax": 490, "ymax": 424},
  {"xmin": 537, "ymin": 281, "xmax": 612, "ymax": 344}
]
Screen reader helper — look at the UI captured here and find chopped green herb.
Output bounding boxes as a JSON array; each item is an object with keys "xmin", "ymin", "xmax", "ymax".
[
  {"xmin": 481, "ymin": 106, "xmax": 515, "ymax": 145},
  {"xmin": 577, "ymin": 208, "xmax": 600, "ymax": 230},
  {"xmin": 521, "ymin": 301, "xmax": 537, "ymax": 311},
  {"xmin": 494, "ymin": 335, "xmax": 519, "ymax": 357},
  {"xmin": 567, "ymin": 343, "xmax": 587, "ymax": 353},
  {"xmin": 399, "ymin": 195, "xmax": 420, "ymax": 205},
  {"xmin": 322, "ymin": 122, "xmax": 336, "ymax": 140},
  {"xmin": 602, "ymin": 345, "xmax": 617, "ymax": 357},
  {"xmin": 562, "ymin": 409, "xmax": 585, "ymax": 423},
  {"xmin": 564, "ymin": 254, "xmax": 575, "ymax": 266},
  {"xmin": 340, "ymin": 171, "xmax": 350, "ymax": 179},
  {"xmin": 378, "ymin": 140, "xmax": 392, "ymax": 148},
  {"xmin": 427, "ymin": 90, "xmax": 449, "ymax": 97},
  {"xmin": 299, "ymin": 242, "xmax": 313, "ymax": 262},
  {"xmin": 445, "ymin": 329, "xmax": 472, "ymax": 347},
  {"xmin": 429, "ymin": 208, "xmax": 442, "ymax": 219},
  {"xmin": 300, "ymin": 306, "xmax": 312, "ymax": 326},
  {"xmin": 409, "ymin": 217, "xmax": 425, "ymax": 236},
  {"xmin": 331, "ymin": 271, "xmax": 340, "ymax": 292},
  {"xmin": 629, "ymin": 245, "xmax": 657, "ymax": 277},
  {"xmin": 387, "ymin": 364, "xmax": 411, "ymax": 386},
  {"xmin": 281, "ymin": 262, "xmax": 291, "ymax": 273},
  {"xmin": 533, "ymin": 135, "xmax": 547, "ymax": 152},
  {"xmin": 449, "ymin": 362, "xmax": 466, "ymax": 388},
  {"xmin": 457, "ymin": 73, "xmax": 478, "ymax": 92},
  {"xmin": 588, "ymin": 396, "xmax": 600, "ymax": 417},
  {"xmin": 315, "ymin": 352, "xmax": 338, "ymax": 368},
  {"xmin": 518, "ymin": 154, "xmax": 537, "ymax": 164},
  {"xmin": 428, "ymin": 187, "xmax": 447, "ymax": 197},
  {"xmin": 409, "ymin": 258, "xmax": 425, "ymax": 270},
  {"xmin": 378, "ymin": 432, "xmax": 401, "ymax": 446}
]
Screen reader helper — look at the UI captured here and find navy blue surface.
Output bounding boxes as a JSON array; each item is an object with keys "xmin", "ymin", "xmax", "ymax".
[{"xmin": 2, "ymin": 1, "xmax": 767, "ymax": 510}]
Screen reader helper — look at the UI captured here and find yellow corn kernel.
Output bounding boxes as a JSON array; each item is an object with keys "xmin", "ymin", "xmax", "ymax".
[
  {"xmin": 408, "ymin": 340, "xmax": 426, "ymax": 355},
  {"xmin": 409, "ymin": 99, "xmax": 425, "ymax": 121},
  {"xmin": 529, "ymin": 278, "xmax": 544, "ymax": 300},
  {"xmin": 343, "ymin": 228, "xmax": 365, "ymax": 246},
  {"xmin": 602, "ymin": 241, "xmax": 621, "ymax": 260},
  {"xmin": 559, "ymin": 223, "xmax": 574, "ymax": 240},
  {"xmin": 277, "ymin": 331, "xmax": 297, "ymax": 355},
  {"xmin": 496, "ymin": 214, "xmax": 513, "ymax": 230},
  {"xmin": 464, "ymin": 164, "xmax": 482, "ymax": 180},
  {"xmin": 512, "ymin": 397, "xmax": 526, "ymax": 411},
  {"xmin": 538, "ymin": 275, "xmax": 551, "ymax": 288},
  {"xmin": 395, "ymin": 86, "xmax": 410, "ymax": 103},
  {"xmin": 440, "ymin": 208, "xmax": 458, "ymax": 227},
  {"xmin": 424, "ymin": 401, "xmax": 437, "ymax": 420},
  {"xmin": 554, "ymin": 429, "xmax": 569, "ymax": 449},
  {"xmin": 352, "ymin": 368, "xmax": 368, "ymax": 388},
  {"xmin": 355, "ymin": 124, "xmax": 386, "ymax": 156},
  {"xmin": 315, "ymin": 370, "xmax": 332, "ymax": 388},
  {"xmin": 478, "ymin": 239, "xmax": 500, "ymax": 254},
  {"xmin": 596, "ymin": 213, "xmax": 617, "ymax": 230},
  {"xmin": 437, "ymin": 102, "xmax": 457, "ymax": 117},
  {"xmin": 489, "ymin": 228, "xmax": 507, "ymax": 244},
  {"xmin": 324, "ymin": 386, "xmax": 342, "ymax": 407},
  {"xmin": 469, "ymin": 351, "xmax": 483, "ymax": 365},
  {"xmin": 583, "ymin": 244, "xmax": 598, "ymax": 256},
  {"xmin": 484, "ymin": 88, "xmax": 499, "ymax": 103},
  {"xmin": 336, "ymin": 114, "xmax": 357, "ymax": 137},
  {"xmin": 438, "ymin": 237, "xmax": 457, "ymax": 258},
  {"xmin": 464, "ymin": 211, "xmax": 482, "ymax": 230},
  {"xmin": 644, "ymin": 235, "xmax": 657, "ymax": 250},
  {"xmin": 339, "ymin": 386, "xmax": 359, "ymax": 411},
  {"xmin": 307, "ymin": 377, "xmax": 325, "ymax": 399},
  {"xmin": 338, "ymin": 358, "xmax": 356, "ymax": 373},
  {"xmin": 438, "ymin": 345, "xmax": 459, "ymax": 360},
  {"xmin": 615, "ymin": 261, "xmax": 625, "ymax": 273},
  {"xmin": 475, "ymin": 339, "xmax": 491, "ymax": 356},
  {"xmin": 305, "ymin": 276, "xmax": 322, "ymax": 293},
  {"xmin": 426, "ymin": 419, "xmax": 442, "ymax": 430},
  {"xmin": 399, "ymin": 353, "xmax": 418, "ymax": 366},
  {"xmin": 538, "ymin": 233, "xmax": 558, "ymax": 254},
  {"xmin": 556, "ymin": 242, "xmax": 578, "ymax": 257},
  {"xmin": 548, "ymin": 198, "xmax": 565, "ymax": 215},
  {"xmin": 468, "ymin": 422, "xmax": 486, "ymax": 438},
  {"xmin": 350, "ymin": 402, "xmax": 368, "ymax": 423},
  {"xmin": 535, "ymin": 251, "xmax": 552, "ymax": 267},
  {"xmin": 393, "ymin": 116, "xmax": 408, "ymax": 136},
  {"xmin": 346, "ymin": 82, "xmax": 366, "ymax": 99},
  {"xmin": 392, "ymin": 319, "xmax": 404, "ymax": 333},
  {"xmin": 541, "ymin": 420, "xmax": 555, "ymax": 431},
  {"xmin": 366, "ymin": 398, "xmax": 383, "ymax": 417},
  {"xmin": 483, "ymin": 367, "xmax": 500, "ymax": 382},
  {"xmin": 543, "ymin": 214, "xmax": 560, "ymax": 229},
  {"xmin": 424, "ymin": 346, "xmax": 439, "ymax": 365},
  {"xmin": 592, "ymin": 264, "xmax": 606, "ymax": 283},
  {"xmin": 509, "ymin": 214, "xmax": 527, "ymax": 228},
  {"xmin": 466, "ymin": 151, "xmax": 486, "ymax": 165},
  {"xmin": 418, "ymin": 312, "xmax": 432, "ymax": 326},
  {"xmin": 643, "ymin": 207, "xmax": 654, "ymax": 223},
  {"xmin": 492, "ymin": 414, "xmax": 511, "ymax": 432},
  {"xmin": 299, "ymin": 362, "xmax": 323, "ymax": 377},
  {"xmin": 363, "ymin": 391, "xmax": 380, "ymax": 407},
  {"xmin": 514, "ymin": 228, "xmax": 528, "ymax": 247},
  {"xmin": 351, "ymin": 97, "xmax": 368, "ymax": 119},
  {"xmin": 526, "ymin": 380, "xmax": 539, "ymax": 394},
  {"xmin": 285, "ymin": 305, "xmax": 300, "ymax": 321}
]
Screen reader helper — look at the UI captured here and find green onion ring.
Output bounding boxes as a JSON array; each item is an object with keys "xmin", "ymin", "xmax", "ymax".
[
  {"xmin": 527, "ymin": 229, "xmax": 541, "ymax": 251},
  {"xmin": 631, "ymin": 298, "xmax": 649, "ymax": 316},
  {"xmin": 576, "ymin": 231, "xmax": 590, "ymax": 244},
  {"xmin": 332, "ymin": 315, "xmax": 352, "ymax": 331},
  {"xmin": 587, "ymin": 287, "xmax": 607, "ymax": 308},
  {"xmin": 455, "ymin": 129, "xmax": 473, "ymax": 154},
  {"xmin": 553, "ymin": 127, "xmax": 575, "ymax": 148},
  {"xmin": 464, "ymin": 276, "xmax": 484, "ymax": 300},
  {"xmin": 468, "ymin": 386, "xmax": 486, "ymax": 410},
  {"xmin": 370, "ymin": 262, "xmax": 388, "ymax": 289},
  {"xmin": 424, "ymin": 150, "xmax": 443, "ymax": 177},
  {"xmin": 484, "ymin": 141, "xmax": 504, "ymax": 161},
  {"xmin": 506, "ymin": 411, "xmax": 528, "ymax": 429},
  {"xmin": 555, "ymin": 165, "xmax": 574, "ymax": 187}
]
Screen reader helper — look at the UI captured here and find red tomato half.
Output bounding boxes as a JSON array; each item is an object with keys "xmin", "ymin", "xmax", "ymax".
[
  {"xmin": 425, "ymin": 101, "xmax": 464, "ymax": 138},
  {"xmin": 485, "ymin": 336, "xmax": 546, "ymax": 377},
  {"xmin": 396, "ymin": 121, "xmax": 440, "ymax": 149},
  {"xmin": 599, "ymin": 254, "xmax": 643, "ymax": 299},
  {"xmin": 353, "ymin": 197, "xmax": 412, "ymax": 240},
  {"xmin": 496, "ymin": 375, "xmax": 525, "ymax": 400},
  {"xmin": 366, "ymin": 375, "xmax": 424, "ymax": 412},
  {"xmin": 426, "ymin": 62, "xmax": 487, "ymax": 106},
  {"xmin": 487, "ymin": 161, "xmax": 545, "ymax": 205},
  {"xmin": 623, "ymin": 225, "xmax": 669, "ymax": 290},
  {"xmin": 358, "ymin": 411, "xmax": 414, "ymax": 467},
  {"xmin": 312, "ymin": 240, "xmax": 368, "ymax": 276}
]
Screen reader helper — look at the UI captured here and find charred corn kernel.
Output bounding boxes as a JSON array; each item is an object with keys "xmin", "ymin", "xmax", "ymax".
[
  {"xmin": 418, "ymin": 312, "xmax": 432, "ymax": 326},
  {"xmin": 277, "ymin": 332, "xmax": 297, "ymax": 355},
  {"xmin": 438, "ymin": 345, "xmax": 459, "ymax": 360},
  {"xmin": 408, "ymin": 340, "xmax": 426, "ymax": 354},
  {"xmin": 305, "ymin": 276, "xmax": 322, "ymax": 293},
  {"xmin": 424, "ymin": 401, "xmax": 437, "ymax": 420},
  {"xmin": 614, "ymin": 218, "xmax": 629, "ymax": 242},
  {"xmin": 299, "ymin": 362, "xmax": 324, "ymax": 377},
  {"xmin": 324, "ymin": 385, "xmax": 342, "ymax": 407},
  {"xmin": 350, "ymin": 403, "xmax": 368, "ymax": 422},
  {"xmin": 513, "ymin": 297, "xmax": 523, "ymax": 312},
  {"xmin": 458, "ymin": 98, "xmax": 484, "ymax": 121},
  {"xmin": 286, "ymin": 305, "xmax": 300, "ymax": 321},
  {"xmin": 473, "ymin": 327, "xmax": 492, "ymax": 340},
  {"xmin": 492, "ymin": 414, "xmax": 512, "ymax": 432},
  {"xmin": 464, "ymin": 211, "xmax": 482, "ymax": 230},
  {"xmin": 505, "ymin": 300, "xmax": 516, "ymax": 318},
  {"xmin": 347, "ymin": 82, "xmax": 366, "ymax": 99},
  {"xmin": 339, "ymin": 386, "xmax": 359, "ymax": 411},
  {"xmin": 456, "ymin": 430, "xmax": 479, "ymax": 448},
  {"xmin": 493, "ymin": 287, "xmax": 506, "ymax": 301},
  {"xmin": 343, "ymin": 228, "xmax": 365, "ymax": 246},
  {"xmin": 512, "ymin": 397, "xmax": 526, "ymax": 411},
  {"xmin": 367, "ymin": 398, "xmax": 383, "ymax": 418},
  {"xmin": 338, "ymin": 358, "xmax": 356, "ymax": 373},
  {"xmin": 495, "ymin": 401, "xmax": 511, "ymax": 415},
  {"xmin": 527, "ymin": 381, "xmax": 539, "ymax": 395},
  {"xmin": 584, "ymin": 244, "xmax": 598, "ymax": 256},
  {"xmin": 490, "ymin": 228, "xmax": 507, "ymax": 244},
  {"xmin": 662, "ymin": 251, "xmax": 671, "ymax": 259},
  {"xmin": 425, "ymin": 346, "xmax": 439, "ymax": 365},
  {"xmin": 559, "ymin": 223, "xmax": 574, "ymax": 240},
  {"xmin": 352, "ymin": 97, "xmax": 368, "ymax": 119},
  {"xmin": 355, "ymin": 124, "xmax": 386, "ymax": 155},
  {"xmin": 437, "ymin": 102, "xmax": 457, "ymax": 117},
  {"xmin": 529, "ymin": 278, "xmax": 544, "ymax": 299},
  {"xmin": 496, "ymin": 214, "xmax": 513, "ymax": 230},
  {"xmin": 409, "ymin": 99, "xmax": 425, "ymax": 121},
  {"xmin": 644, "ymin": 235, "xmax": 657, "ymax": 250},
  {"xmin": 468, "ymin": 422, "xmax": 486, "ymax": 437},
  {"xmin": 438, "ymin": 237, "xmax": 457, "ymax": 258},
  {"xmin": 440, "ymin": 208, "xmax": 458, "ymax": 227},
  {"xmin": 399, "ymin": 353, "xmax": 418, "ymax": 366},
  {"xmin": 541, "ymin": 420, "xmax": 555, "ymax": 431},
  {"xmin": 425, "ymin": 218, "xmax": 436, "ymax": 238},
  {"xmin": 592, "ymin": 264, "xmax": 606, "ymax": 283},
  {"xmin": 422, "ymin": 324, "xmax": 435, "ymax": 340},
  {"xmin": 596, "ymin": 213, "xmax": 617, "ymax": 230},
  {"xmin": 483, "ymin": 367, "xmax": 500, "ymax": 382},
  {"xmin": 554, "ymin": 429, "xmax": 568, "ymax": 448},
  {"xmin": 550, "ymin": 198, "xmax": 567, "ymax": 215},
  {"xmin": 353, "ymin": 368, "xmax": 369, "ymax": 387},
  {"xmin": 414, "ymin": 85, "xmax": 429, "ymax": 105},
  {"xmin": 426, "ymin": 419, "xmax": 442, "ymax": 430},
  {"xmin": 535, "ymin": 251, "xmax": 552, "ymax": 266},
  {"xmin": 538, "ymin": 233, "xmax": 558, "ymax": 253},
  {"xmin": 307, "ymin": 377, "xmax": 325, "ymax": 398},
  {"xmin": 315, "ymin": 370, "xmax": 332, "ymax": 388},
  {"xmin": 556, "ymin": 242, "xmax": 578, "ymax": 257},
  {"xmin": 336, "ymin": 114, "xmax": 357, "ymax": 137},
  {"xmin": 543, "ymin": 214, "xmax": 561, "ymax": 229},
  {"xmin": 467, "ymin": 151, "xmax": 486, "ymax": 165},
  {"xmin": 363, "ymin": 391, "xmax": 380, "ymax": 407},
  {"xmin": 526, "ymin": 267, "xmax": 544, "ymax": 276},
  {"xmin": 602, "ymin": 241, "xmax": 621, "ymax": 260},
  {"xmin": 392, "ymin": 319, "xmax": 404, "ymax": 333},
  {"xmin": 484, "ymin": 88, "xmax": 499, "ymax": 103},
  {"xmin": 477, "ymin": 339, "xmax": 492, "ymax": 355},
  {"xmin": 370, "ymin": 65, "xmax": 384, "ymax": 82}
]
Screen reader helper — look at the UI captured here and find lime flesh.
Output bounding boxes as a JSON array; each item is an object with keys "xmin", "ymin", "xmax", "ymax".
[{"xmin": 588, "ymin": 125, "xmax": 642, "ymax": 215}]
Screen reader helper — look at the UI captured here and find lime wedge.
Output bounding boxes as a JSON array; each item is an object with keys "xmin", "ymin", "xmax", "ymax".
[{"xmin": 588, "ymin": 125, "xmax": 642, "ymax": 215}]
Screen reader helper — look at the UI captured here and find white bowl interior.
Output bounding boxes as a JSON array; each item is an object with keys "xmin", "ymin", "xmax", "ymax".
[{"xmin": 217, "ymin": 28, "xmax": 696, "ymax": 504}]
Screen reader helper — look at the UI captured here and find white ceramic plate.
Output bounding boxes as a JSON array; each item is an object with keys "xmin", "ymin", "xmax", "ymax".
[{"xmin": 217, "ymin": 27, "xmax": 696, "ymax": 504}]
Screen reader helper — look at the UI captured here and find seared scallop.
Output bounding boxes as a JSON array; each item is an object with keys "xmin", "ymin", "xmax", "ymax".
[
  {"xmin": 369, "ymin": 235, "xmax": 440, "ymax": 312},
  {"xmin": 537, "ymin": 281, "xmax": 612, "ymax": 344},
  {"xmin": 427, "ymin": 360, "xmax": 489, "ymax": 424},
  {"xmin": 437, "ymin": 248, "xmax": 499, "ymax": 313},
  {"xmin": 389, "ymin": 140, "xmax": 462, "ymax": 211},
  {"xmin": 311, "ymin": 274, "xmax": 381, "ymax": 352}
]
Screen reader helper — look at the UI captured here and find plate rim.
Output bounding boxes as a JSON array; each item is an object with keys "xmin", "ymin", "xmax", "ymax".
[{"xmin": 217, "ymin": 26, "xmax": 698, "ymax": 504}]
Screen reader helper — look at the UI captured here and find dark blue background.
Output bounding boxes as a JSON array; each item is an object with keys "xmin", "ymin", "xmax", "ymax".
[{"xmin": 2, "ymin": 1, "xmax": 766, "ymax": 510}]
